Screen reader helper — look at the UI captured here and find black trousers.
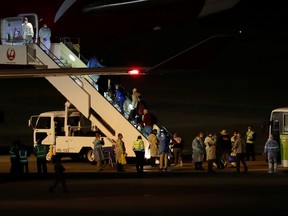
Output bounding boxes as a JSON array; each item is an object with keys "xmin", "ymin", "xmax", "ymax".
[
  {"xmin": 246, "ymin": 144, "xmax": 255, "ymax": 161},
  {"xmin": 134, "ymin": 151, "xmax": 145, "ymax": 173},
  {"xmin": 37, "ymin": 158, "xmax": 47, "ymax": 175}
]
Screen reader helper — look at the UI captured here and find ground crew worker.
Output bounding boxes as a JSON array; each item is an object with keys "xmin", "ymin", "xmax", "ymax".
[
  {"xmin": 19, "ymin": 145, "xmax": 29, "ymax": 174},
  {"xmin": 9, "ymin": 141, "xmax": 20, "ymax": 178},
  {"xmin": 132, "ymin": 135, "xmax": 145, "ymax": 174},
  {"xmin": 34, "ymin": 139, "xmax": 48, "ymax": 177},
  {"xmin": 245, "ymin": 126, "xmax": 256, "ymax": 161},
  {"xmin": 264, "ymin": 135, "xmax": 279, "ymax": 174}
]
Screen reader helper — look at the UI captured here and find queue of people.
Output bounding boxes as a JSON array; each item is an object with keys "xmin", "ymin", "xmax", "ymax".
[
  {"xmin": 102, "ymin": 84, "xmax": 159, "ymax": 139},
  {"xmin": 8, "ymin": 127, "xmax": 278, "ymax": 179},
  {"xmin": 112, "ymin": 125, "xmax": 272, "ymax": 174}
]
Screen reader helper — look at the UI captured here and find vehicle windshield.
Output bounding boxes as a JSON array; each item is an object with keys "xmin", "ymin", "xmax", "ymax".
[{"xmin": 36, "ymin": 117, "xmax": 51, "ymax": 129}]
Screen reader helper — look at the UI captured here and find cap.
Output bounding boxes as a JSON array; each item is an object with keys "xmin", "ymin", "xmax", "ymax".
[{"xmin": 220, "ymin": 129, "xmax": 228, "ymax": 135}]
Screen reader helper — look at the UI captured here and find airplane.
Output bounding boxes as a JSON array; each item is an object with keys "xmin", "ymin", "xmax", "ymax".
[
  {"xmin": 0, "ymin": 0, "xmax": 244, "ymax": 155},
  {"xmin": 0, "ymin": 0, "xmax": 242, "ymax": 73}
]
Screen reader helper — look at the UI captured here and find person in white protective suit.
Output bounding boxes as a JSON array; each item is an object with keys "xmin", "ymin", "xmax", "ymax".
[
  {"xmin": 264, "ymin": 135, "xmax": 279, "ymax": 174},
  {"xmin": 39, "ymin": 23, "xmax": 51, "ymax": 53},
  {"xmin": 22, "ymin": 17, "xmax": 34, "ymax": 43}
]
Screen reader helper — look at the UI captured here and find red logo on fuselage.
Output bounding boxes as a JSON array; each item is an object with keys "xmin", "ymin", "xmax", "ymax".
[{"xmin": 7, "ymin": 48, "xmax": 16, "ymax": 61}]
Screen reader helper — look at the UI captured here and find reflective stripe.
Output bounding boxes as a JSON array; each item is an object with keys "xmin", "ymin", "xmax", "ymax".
[
  {"xmin": 9, "ymin": 149, "xmax": 17, "ymax": 158},
  {"xmin": 19, "ymin": 150, "xmax": 28, "ymax": 163},
  {"xmin": 37, "ymin": 145, "xmax": 46, "ymax": 158},
  {"xmin": 246, "ymin": 131, "xmax": 255, "ymax": 144}
]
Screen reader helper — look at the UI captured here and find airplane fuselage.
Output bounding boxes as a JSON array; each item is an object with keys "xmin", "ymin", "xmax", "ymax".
[{"xmin": 1, "ymin": 0, "xmax": 241, "ymax": 57}]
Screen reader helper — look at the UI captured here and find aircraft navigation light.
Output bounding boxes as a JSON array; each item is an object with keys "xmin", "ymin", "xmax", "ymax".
[{"xmin": 128, "ymin": 69, "xmax": 140, "ymax": 75}]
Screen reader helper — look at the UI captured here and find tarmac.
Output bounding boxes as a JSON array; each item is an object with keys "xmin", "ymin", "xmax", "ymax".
[
  {"xmin": 1, "ymin": 155, "xmax": 288, "ymax": 216},
  {"xmin": 0, "ymin": 154, "xmax": 286, "ymax": 176}
]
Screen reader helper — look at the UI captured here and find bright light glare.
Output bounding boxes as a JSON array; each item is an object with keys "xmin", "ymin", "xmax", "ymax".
[
  {"xmin": 128, "ymin": 69, "xmax": 140, "ymax": 75},
  {"xmin": 69, "ymin": 54, "xmax": 75, "ymax": 62}
]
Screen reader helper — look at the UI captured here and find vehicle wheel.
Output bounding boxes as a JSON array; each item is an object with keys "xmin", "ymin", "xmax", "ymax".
[{"xmin": 86, "ymin": 149, "xmax": 95, "ymax": 164}]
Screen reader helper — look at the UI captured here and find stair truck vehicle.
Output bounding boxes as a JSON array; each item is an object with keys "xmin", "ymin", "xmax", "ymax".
[{"xmin": 28, "ymin": 103, "xmax": 114, "ymax": 163}]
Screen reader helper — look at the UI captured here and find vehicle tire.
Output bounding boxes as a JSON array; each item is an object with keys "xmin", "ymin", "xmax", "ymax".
[{"xmin": 86, "ymin": 149, "xmax": 95, "ymax": 164}]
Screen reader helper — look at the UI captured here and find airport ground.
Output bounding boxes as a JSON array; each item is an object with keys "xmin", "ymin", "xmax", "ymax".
[{"xmin": 1, "ymin": 154, "xmax": 288, "ymax": 216}]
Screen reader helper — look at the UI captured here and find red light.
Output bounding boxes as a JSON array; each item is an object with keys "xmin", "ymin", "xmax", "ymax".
[{"xmin": 128, "ymin": 69, "xmax": 140, "ymax": 75}]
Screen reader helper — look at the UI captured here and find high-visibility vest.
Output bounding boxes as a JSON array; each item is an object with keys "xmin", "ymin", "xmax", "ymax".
[
  {"xmin": 19, "ymin": 149, "xmax": 28, "ymax": 163},
  {"xmin": 133, "ymin": 139, "xmax": 145, "ymax": 151},
  {"xmin": 36, "ymin": 145, "xmax": 46, "ymax": 159},
  {"xmin": 9, "ymin": 147, "xmax": 17, "ymax": 159},
  {"xmin": 246, "ymin": 131, "xmax": 255, "ymax": 144}
]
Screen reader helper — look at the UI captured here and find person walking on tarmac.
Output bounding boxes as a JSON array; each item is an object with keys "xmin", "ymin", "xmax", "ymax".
[
  {"xmin": 132, "ymin": 135, "xmax": 145, "ymax": 174},
  {"xmin": 148, "ymin": 129, "xmax": 159, "ymax": 167},
  {"xmin": 232, "ymin": 132, "xmax": 248, "ymax": 173},
  {"xmin": 49, "ymin": 155, "xmax": 68, "ymax": 193},
  {"xmin": 115, "ymin": 133, "xmax": 126, "ymax": 172},
  {"xmin": 34, "ymin": 139, "xmax": 48, "ymax": 177}
]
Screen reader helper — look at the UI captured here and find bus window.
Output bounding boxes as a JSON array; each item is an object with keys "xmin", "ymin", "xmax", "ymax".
[{"xmin": 284, "ymin": 114, "xmax": 288, "ymax": 133}]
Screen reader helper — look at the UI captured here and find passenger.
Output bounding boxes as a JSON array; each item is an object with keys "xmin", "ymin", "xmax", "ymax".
[
  {"xmin": 264, "ymin": 135, "xmax": 279, "ymax": 174},
  {"xmin": 129, "ymin": 88, "xmax": 141, "ymax": 123},
  {"xmin": 115, "ymin": 84, "xmax": 126, "ymax": 115},
  {"xmin": 204, "ymin": 132, "xmax": 217, "ymax": 173},
  {"xmin": 171, "ymin": 132, "xmax": 184, "ymax": 167},
  {"xmin": 39, "ymin": 23, "xmax": 51, "ymax": 53},
  {"xmin": 138, "ymin": 108, "xmax": 153, "ymax": 137},
  {"xmin": 232, "ymin": 132, "xmax": 248, "ymax": 173},
  {"xmin": 87, "ymin": 56, "xmax": 104, "ymax": 68},
  {"xmin": 215, "ymin": 129, "xmax": 232, "ymax": 169},
  {"xmin": 148, "ymin": 129, "xmax": 159, "ymax": 167},
  {"xmin": 199, "ymin": 131, "xmax": 205, "ymax": 160},
  {"xmin": 93, "ymin": 133, "xmax": 105, "ymax": 172},
  {"xmin": 157, "ymin": 129, "xmax": 170, "ymax": 171},
  {"xmin": 230, "ymin": 130, "xmax": 238, "ymax": 148},
  {"xmin": 97, "ymin": 75, "xmax": 109, "ymax": 96},
  {"xmin": 132, "ymin": 135, "xmax": 145, "ymax": 174},
  {"xmin": 228, "ymin": 130, "xmax": 239, "ymax": 168},
  {"xmin": 135, "ymin": 95, "xmax": 147, "ymax": 124},
  {"xmin": 192, "ymin": 132, "xmax": 205, "ymax": 170},
  {"xmin": 115, "ymin": 133, "xmax": 126, "ymax": 172},
  {"xmin": 22, "ymin": 17, "xmax": 34, "ymax": 43}
]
